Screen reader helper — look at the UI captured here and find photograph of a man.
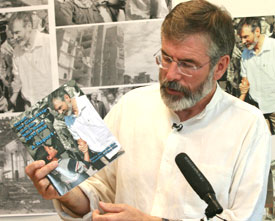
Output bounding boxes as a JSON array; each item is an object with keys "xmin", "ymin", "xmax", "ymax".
[
  {"xmin": 49, "ymin": 87, "xmax": 120, "ymax": 170},
  {"xmin": 88, "ymin": 92, "xmax": 107, "ymax": 119},
  {"xmin": 7, "ymin": 11, "xmax": 53, "ymax": 109},
  {"xmin": 238, "ymin": 17, "xmax": 275, "ymax": 134},
  {"xmin": 34, "ymin": 144, "xmax": 91, "ymax": 195}
]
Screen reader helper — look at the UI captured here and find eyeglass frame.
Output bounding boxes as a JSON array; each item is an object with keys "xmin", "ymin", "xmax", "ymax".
[{"xmin": 154, "ymin": 49, "xmax": 211, "ymax": 77}]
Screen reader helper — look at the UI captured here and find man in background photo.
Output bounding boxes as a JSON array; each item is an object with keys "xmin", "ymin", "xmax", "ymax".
[
  {"xmin": 50, "ymin": 89, "xmax": 120, "ymax": 170},
  {"xmin": 238, "ymin": 17, "xmax": 275, "ymax": 135},
  {"xmin": 104, "ymin": 92, "xmax": 116, "ymax": 113},
  {"xmin": 8, "ymin": 11, "xmax": 52, "ymax": 110},
  {"xmin": 89, "ymin": 92, "xmax": 107, "ymax": 119}
]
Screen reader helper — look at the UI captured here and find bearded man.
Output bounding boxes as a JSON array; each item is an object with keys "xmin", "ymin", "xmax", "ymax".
[
  {"xmin": 238, "ymin": 17, "xmax": 275, "ymax": 135},
  {"xmin": 50, "ymin": 88, "xmax": 120, "ymax": 170},
  {"xmin": 25, "ymin": 1, "xmax": 271, "ymax": 220},
  {"xmin": 8, "ymin": 11, "xmax": 52, "ymax": 109}
]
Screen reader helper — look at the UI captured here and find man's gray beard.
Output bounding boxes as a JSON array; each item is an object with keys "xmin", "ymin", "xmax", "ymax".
[
  {"xmin": 65, "ymin": 101, "xmax": 73, "ymax": 116},
  {"xmin": 247, "ymin": 41, "xmax": 257, "ymax": 50},
  {"xmin": 160, "ymin": 70, "xmax": 214, "ymax": 111},
  {"xmin": 247, "ymin": 35, "xmax": 258, "ymax": 50}
]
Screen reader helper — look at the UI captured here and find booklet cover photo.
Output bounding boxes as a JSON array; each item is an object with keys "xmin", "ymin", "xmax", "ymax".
[{"xmin": 10, "ymin": 80, "xmax": 124, "ymax": 196}]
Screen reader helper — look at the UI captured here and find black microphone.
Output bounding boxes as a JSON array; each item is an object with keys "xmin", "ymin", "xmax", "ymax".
[
  {"xmin": 175, "ymin": 153, "xmax": 224, "ymax": 219},
  {"xmin": 172, "ymin": 123, "xmax": 183, "ymax": 132}
]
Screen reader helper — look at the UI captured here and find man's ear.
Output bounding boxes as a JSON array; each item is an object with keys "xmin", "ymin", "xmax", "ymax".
[
  {"xmin": 254, "ymin": 26, "xmax": 261, "ymax": 36},
  {"xmin": 25, "ymin": 22, "xmax": 32, "ymax": 30},
  {"xmin": 64, "ymin": 94, "xmax": 70, "ymax": 102},
  {"xmin": 213, "ymin": 55, "xmax": 230, "ymax": 81}
]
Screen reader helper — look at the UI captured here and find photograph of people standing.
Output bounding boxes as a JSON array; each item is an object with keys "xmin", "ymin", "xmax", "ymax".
[{"xmin": 54, "ymin": 0, "xmax": 172, "ymax": 26}]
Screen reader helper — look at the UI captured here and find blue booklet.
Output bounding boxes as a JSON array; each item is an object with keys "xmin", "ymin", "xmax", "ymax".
[{"xmin": 10, "ymin": 80, "xmax": 124, "ymax": 196}]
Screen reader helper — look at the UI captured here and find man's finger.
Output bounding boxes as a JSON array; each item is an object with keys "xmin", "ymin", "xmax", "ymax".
[
  {"xmin": 99, "ymin": 202, "xmax": 124, "ymax": 213},
  {"xmin": 93, "ymin": 209, "xmax": 101, "ymax": 216},
  {"xmin": 27, "ymin": 160, "xmax": 58, "ymax": 182},
  {"xmin": 34, "ymin": 177, "xmax": 60, "ymax": 200},
  {"xmin": 34, "ymin": 161, "xmax": 58, "ymax": 181},
  {"xmin": 25, "ymin": 160, "xmax": 46, "ymax": 177}
]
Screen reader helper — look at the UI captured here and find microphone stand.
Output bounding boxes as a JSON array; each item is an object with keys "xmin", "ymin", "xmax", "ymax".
[{"xmin": 204, "ymin": 193, "xmax": 223, "ymax": 219}]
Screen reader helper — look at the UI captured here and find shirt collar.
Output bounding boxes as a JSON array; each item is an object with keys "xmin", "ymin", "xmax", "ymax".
[
  {"xmin": 248, "ymin": 35, "xmax": 270, "ymax": 55},
  {"xmin": 75, "ymin": 96, "xmax": 86, "ymax": 116},
  {"xmin": 260, "ymin": 35, "xmax": 271, "ymax": 53},
  {"xmin": 23, "ymin": 30, "xmax": 43, "ymax": 51},
  {"xmin": 194, "ymin": 83, "xmax": 222, "ymax": 120},
  {"xmin": 64, "ymin": 96, "xmax": 86, "ymax": 126}
]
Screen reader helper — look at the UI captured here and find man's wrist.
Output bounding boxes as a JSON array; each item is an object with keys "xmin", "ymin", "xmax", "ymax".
[
  {"xmin": 162, "ymin": 219, "xmax": 181, "ymax": 221},
  {"xmin": 162, "ymin": 218, "xmax": 206, "ymax": 221}
]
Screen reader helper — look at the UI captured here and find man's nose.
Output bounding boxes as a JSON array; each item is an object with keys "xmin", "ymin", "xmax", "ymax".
[{"xmin": 165, "ymin": 62, "xmax": 182, "ymax": 81}]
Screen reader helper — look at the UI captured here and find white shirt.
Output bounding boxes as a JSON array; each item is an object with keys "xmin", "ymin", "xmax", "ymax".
[
  {"xmin": 12, "ymin": 30, "xmax": 53, "ymax": 105},
  {"xmin": 240, "ymin": 36, "xmax": 275, "ymax": 113},
  {"xmin": 65, "ymin": 95, "xmax": 119, "ymax": 159},
  {"xmin": 54, "ymin": 84, "xmax": 271, "ymax": 221}
]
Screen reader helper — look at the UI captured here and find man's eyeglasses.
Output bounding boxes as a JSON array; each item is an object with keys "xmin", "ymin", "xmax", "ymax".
[{"xmin": 154, "ymin": 49, "xmax": 211, "ymax": 77}]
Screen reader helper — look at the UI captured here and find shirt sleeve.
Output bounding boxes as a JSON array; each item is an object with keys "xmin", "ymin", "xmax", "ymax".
[
  {"xmin": 53, "ymin": 166, "xmax": 116, "ymax": 220},
  {"xmin": 212, "ymin": 114, "xmax": 271, "ymax": 220},
  {"xmin": 11, "ymin": 54, "xmax": 22, "ymax": 93},
  {"xmin": 240, "ymin": 52, "xmax": 247, "ymax": 78}
]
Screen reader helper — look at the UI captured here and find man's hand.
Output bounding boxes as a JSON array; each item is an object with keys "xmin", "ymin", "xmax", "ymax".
[
  {"xmin": 0, "ymin": 40, "xmax": 14, "ymax": 56},
  {"xmin": 239, "ymin": 77, "xmax": 250, "ymax": 101},
  {"xmin": 92, "ymin": 202, "xmax": 161, "ymax": 221},
  {"xmin": 9, "ymin": 92, "xmax": 19, "ymax": 107},
  {"xmin": 239, "ymin": 78, "xmax": 250, "ymax": 95},
  {"xmin": 77, "ymin": 138, "xmax": 88, "ymax": 153},
  {"xmin": 25, "ymin": 160, "xmax": 61, "ymax": 200}
]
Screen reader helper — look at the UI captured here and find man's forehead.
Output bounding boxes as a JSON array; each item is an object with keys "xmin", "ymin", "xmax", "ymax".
[
  {"xmin": 161, "ymin": 34, "xmax": 209, "ymax": 58},
  {"xmin": 241, "ymin": 24, "xmax": 253, "ymax": 32},
  {"xmin": 11, "ymin": 19, "xmax": 23, "ymax": 31},
  {"xmin": 13, "ymin": 18, "xmax": 31, "ymax": 29},
  {"xmin": 13, "ymin": 19, "xmax": 24, "ymax": 26},
  {"xmin": 162, "ymin": 33, "xmax": 209, "ymax": 46},
  {"xmin": 52, "ymin": 98, "xmax": 63, "ymax": 106}
]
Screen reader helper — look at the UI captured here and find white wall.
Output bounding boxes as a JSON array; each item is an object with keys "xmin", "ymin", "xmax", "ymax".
[
  {"xmin": 173, "ymin": 0, "xmax": 275, "ymax": 17},
  {"xmin": 0, "ymin": 215, "xmax": 60, "ymax": 221}
]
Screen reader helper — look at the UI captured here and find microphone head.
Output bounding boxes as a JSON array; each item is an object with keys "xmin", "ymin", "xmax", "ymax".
[{"xmin": 175, "ymin": 153, "xmax": 215, "ymax": 200}]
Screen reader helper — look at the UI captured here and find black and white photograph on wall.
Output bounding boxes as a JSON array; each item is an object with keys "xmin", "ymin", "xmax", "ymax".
[
  {"xmin": 0, "ymin": 0, "xmax": 48, "ymax": 8},
  {"xmin": 0, "ymin": 9, "xmax": 53, "ymax": 113},
  {"xmin": 56, "ymin": 19, "xmax": 162, "ymax": 88},
  {"xmin": 0, "ymin": 114, "xmax": 56, "ymax": 216},
  {"xmin": 218, "ymin": 15, "xmax": 275, "ymax": 136},
  {"xmin": 54, "ymin": 0, "xmax": 172, "ymax": 26},
  {"xmin": 83, "ymin": 84, "xmax": 147, "ymax": 117}
]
